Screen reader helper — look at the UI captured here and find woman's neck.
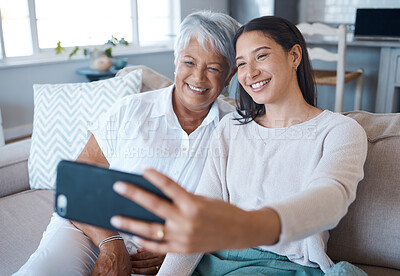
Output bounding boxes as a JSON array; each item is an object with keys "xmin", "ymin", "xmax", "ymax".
[
  {"xmin": 256, "ymin": 93, "xmax": 318, "ymax": 128},
  {"xmin": 172, "ymin": 96, "xmax": 210, "ymax": 135}
]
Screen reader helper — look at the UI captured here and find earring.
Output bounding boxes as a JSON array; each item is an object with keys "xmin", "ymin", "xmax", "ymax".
[{"xmin": 224, "ymin": 83, "xmax": 229, "ymax": 97}]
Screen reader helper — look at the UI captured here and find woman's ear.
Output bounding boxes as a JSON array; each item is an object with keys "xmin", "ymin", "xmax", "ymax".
[{"xmin": 290, "ymin": 44, "xmax": 302, "ymax": 69}]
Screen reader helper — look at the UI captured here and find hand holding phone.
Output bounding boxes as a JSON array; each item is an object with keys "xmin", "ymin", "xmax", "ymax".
[{"xmin": 55, "ymin": 160, "xmax": 171, "ymax": 235}]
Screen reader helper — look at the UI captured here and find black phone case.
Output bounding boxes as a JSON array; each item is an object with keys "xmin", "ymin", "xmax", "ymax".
[{"xmin": 55, "ymin": 160, "xmax": 170, "ymax": 235}]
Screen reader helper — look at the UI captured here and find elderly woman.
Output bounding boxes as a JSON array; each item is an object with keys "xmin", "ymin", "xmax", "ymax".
[{"xmin": 14, "ymin": 11, "xmax": 240, "ymax": 276}]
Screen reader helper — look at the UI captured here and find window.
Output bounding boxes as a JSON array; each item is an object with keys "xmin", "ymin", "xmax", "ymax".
[
  {"xmin": 35, "ymin": 0, "xmax": 133, "ymax": 49},
  {"xmin": 137, "ymin": 0, "xmax": 180, "ymax": 46},
  {"xmin": 0, "ymin": 0, "xmax": 33, "ymax": 57},
  {"xmin": 0, "ymin": 0, "xmax": 179, "ymax": 61}
]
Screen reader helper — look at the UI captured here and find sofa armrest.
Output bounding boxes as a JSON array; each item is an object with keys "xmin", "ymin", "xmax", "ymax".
[{"xmin": 0, "ymin": 138, "xmax": 31, "ymax": 197}]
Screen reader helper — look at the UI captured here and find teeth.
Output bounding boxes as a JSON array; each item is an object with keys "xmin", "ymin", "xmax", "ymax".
[
  {"xmin": 251, "ymin": 79, "xmax": 270, "ymax": 89},
  {"xmin": 188, "ymin": 84, "xmax": 207, "ymax": 92}
]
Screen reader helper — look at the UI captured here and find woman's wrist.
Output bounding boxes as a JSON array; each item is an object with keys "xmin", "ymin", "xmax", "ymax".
[
  {"xmin": 98, "ymin": 238, "xmax": 126, "ymax": 254},
  {"xmin": 247, "ymin": 207, "xmax": 281, "ymax": 246},
  {"xmin": 98, "ymin": 234, "xmax": 124, "ymax": 248},
  {"xmin": 71, "ymin": 220, "xmax": 121, "ymax": 248}
]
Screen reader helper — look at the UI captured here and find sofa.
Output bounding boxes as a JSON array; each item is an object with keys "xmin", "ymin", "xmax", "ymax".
[
  {"xmin": 1, "ymin": 66, "xmax": 399, "ymax": 275},
  {"xmin": 0, "ymin": 107, "xmax": 5, "ymax": 146}
]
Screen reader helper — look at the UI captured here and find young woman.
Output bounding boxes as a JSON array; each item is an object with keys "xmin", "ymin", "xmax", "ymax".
[{"xmin": 112, "ymin": 16, "xmax": 368, "ymax": 275}]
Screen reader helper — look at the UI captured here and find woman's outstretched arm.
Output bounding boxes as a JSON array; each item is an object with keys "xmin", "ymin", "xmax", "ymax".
[{"xmin": 111, "ymin": 168, "xmax": 281, "ymax": 254}]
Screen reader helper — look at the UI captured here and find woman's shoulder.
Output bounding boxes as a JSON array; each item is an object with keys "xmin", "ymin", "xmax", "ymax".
[
  {"xmin": 215, "ymin": 96, "xmax": 236, "ymax": 121},
  {"xmin": 320, "ymin": 110, "xmax": 364, "ymax": 128},
  {"xmin": 103, "ymin": 86, "xmax": 172, "ymax": 124},
  {"xmin": 318, "ymin": 110, "xmax": 367, "ymax": 140},
  {"xmin": 218, "ymin": 110, "xmax": 243, "ymax": 125},
  {"xmin": 214, "ymin": 110, "xmax": 249, "ymax": 138},
  {"xmin": 117, "ymin": 85, "xmax": 172, "ymax": 110},
  {"xmin": 125, "ymin": 85, "xmax": 172, "ymax": 104}
]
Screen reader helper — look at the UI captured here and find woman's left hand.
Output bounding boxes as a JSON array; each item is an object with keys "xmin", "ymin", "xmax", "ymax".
[
  {"xmin": 130, "ymin": 248, "xmax": 165, "ymax": 275},
  {"xmin": 111, "ymin": 168, "xmax": 281, "ymax": 254}
]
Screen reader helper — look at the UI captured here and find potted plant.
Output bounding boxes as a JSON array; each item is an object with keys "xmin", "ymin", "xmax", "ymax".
[{"xmin": 55, "ymin": 36, "xmax": 129, "ymax": 71}]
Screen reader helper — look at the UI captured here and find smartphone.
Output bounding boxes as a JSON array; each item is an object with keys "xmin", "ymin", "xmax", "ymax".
[{"xmin": 55, "ymin": 160, "xmax": 171, "ymax": 235}]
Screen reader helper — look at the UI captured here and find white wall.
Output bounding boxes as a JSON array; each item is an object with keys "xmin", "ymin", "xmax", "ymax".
[{"xmin": 0, "ymin": 0, "xmax": 228, "ymax": 141}]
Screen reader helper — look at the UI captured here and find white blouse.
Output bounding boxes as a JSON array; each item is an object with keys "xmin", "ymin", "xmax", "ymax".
[{"xmin": 90, "ymin": 84, "xmax": 234, "ymax": 193}]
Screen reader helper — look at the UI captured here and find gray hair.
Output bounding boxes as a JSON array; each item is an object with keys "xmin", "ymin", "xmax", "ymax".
[{"xmin": 174, "ymin": 10, "xmax": 241, "ymax": 77}]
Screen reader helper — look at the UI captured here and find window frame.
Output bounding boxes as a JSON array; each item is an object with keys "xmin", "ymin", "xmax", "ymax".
[
  {"xmin": 0, "ymin": 0, "xmax": 179, "ymax": 67},
  {"xmin": 0, "ymin": 9, "xmax": 5, "ymax": 59}
]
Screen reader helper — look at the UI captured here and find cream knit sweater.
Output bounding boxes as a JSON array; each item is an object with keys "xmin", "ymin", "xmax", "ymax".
[{"xmin": 159, "ymin": 110, "xmax": 368, "ymax": 275}]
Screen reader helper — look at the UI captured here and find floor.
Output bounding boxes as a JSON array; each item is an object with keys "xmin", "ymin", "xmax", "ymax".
[{"xmin": 5, "ymin": 135, "xmax": 31, "ymax": 145}]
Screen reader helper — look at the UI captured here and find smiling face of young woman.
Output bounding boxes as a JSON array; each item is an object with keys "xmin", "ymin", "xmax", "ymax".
[
  {"xmin": 235, "ymin": 30, "xmax": 301, "ymax": 106},
  {"xmin": 173, "ymin": 38, "xmax": 229, "ymax": 116}
]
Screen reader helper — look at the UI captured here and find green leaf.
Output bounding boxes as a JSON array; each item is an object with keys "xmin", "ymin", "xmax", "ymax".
[
  {"xmin": 119, "ymin": 38, "xmax": 129, "ymax": 46},
  {"xmin": 107, "ymin": 35, "xmax": 118, "ymax": 46},
  {"xmin": 68, "ymin": 46, "xmax": 79, "ymax": 58},
  {"xmin": 83, "ymin": 48, "xmax": 90, "ymax": 56},
  {"xmin": 104, "ymin": 47, "xmax": 112, "ymax": 58},
  {"xmin": 106, "ymin": 39, "xmax": 115, "ymax": 46},
  {"xmin": 55, "ymin": 41, "xmax": 66, "ymax": 54},
  {"xmin": 56, "ymin": 35, "xmax": 128, "ymax": 59}
]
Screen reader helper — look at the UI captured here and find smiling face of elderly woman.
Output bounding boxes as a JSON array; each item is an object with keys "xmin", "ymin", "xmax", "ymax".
[
  {"xmin": 173, "ymin": 39, "xmax": 229, "ymax": 114},
  {"xmin": 172, "ymin": 11, "xmax": 240, "ymax": 116}
]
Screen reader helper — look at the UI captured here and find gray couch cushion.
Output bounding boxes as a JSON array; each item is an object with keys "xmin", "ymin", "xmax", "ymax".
[
  {"xmin": 357, "ymin": 264, "xmax": 400, "ymax": 276},
  {"xmin": 328, "ymin": 111, "xmax": 400, "ymax": 271},
  {"xmin": 0, "ymin": 189, "xmax": 54, "ymax": 276},
  {"xmin": 0, "ymin": 138, "xmax": 31, "ymax": 197}
]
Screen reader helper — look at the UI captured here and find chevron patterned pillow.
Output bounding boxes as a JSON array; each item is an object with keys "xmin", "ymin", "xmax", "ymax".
[{"xmin": 28, "ymin": 69, "xmax": 142, "ymax": 189}]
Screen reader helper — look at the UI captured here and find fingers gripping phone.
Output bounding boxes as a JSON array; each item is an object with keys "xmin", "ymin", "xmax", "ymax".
[{"xmin": 55, "ymin": 160, "xmax": 171, "ymax": 235}]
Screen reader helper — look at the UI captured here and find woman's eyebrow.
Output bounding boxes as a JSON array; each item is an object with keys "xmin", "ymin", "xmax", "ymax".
[
  {"xmin": 254, "ymin": 46, "xmax": 271, "ymax": 52},
  {"xmin": 183, "ymin": 55, "xmax": 223, "ymax": 66},
  {"xmin": 236, "ymin": 46, "xmax": 271, "ymax": 61},
  {"xmin": 208, "ymin": 62, "xmax": 223, "ymax": 66}
]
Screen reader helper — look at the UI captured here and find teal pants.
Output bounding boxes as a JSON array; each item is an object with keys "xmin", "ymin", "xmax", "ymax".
[{"xmin": 193, "ymin": 248, "xmax": 367, "ymax": 276}]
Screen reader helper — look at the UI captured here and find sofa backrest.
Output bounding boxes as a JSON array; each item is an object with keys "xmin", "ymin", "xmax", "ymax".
[
  {"xmin": 327, "ymin": 111, "xmax": 400, "ymax": 270},
  {"xmin": 116, "ymin": 65, "xmax": 173, "ymax": 92}
]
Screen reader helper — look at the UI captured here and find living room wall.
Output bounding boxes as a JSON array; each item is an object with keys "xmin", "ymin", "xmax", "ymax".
[{"xmin": 0, "ymin": 0, "xmax": 229, "ymax": 141}]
